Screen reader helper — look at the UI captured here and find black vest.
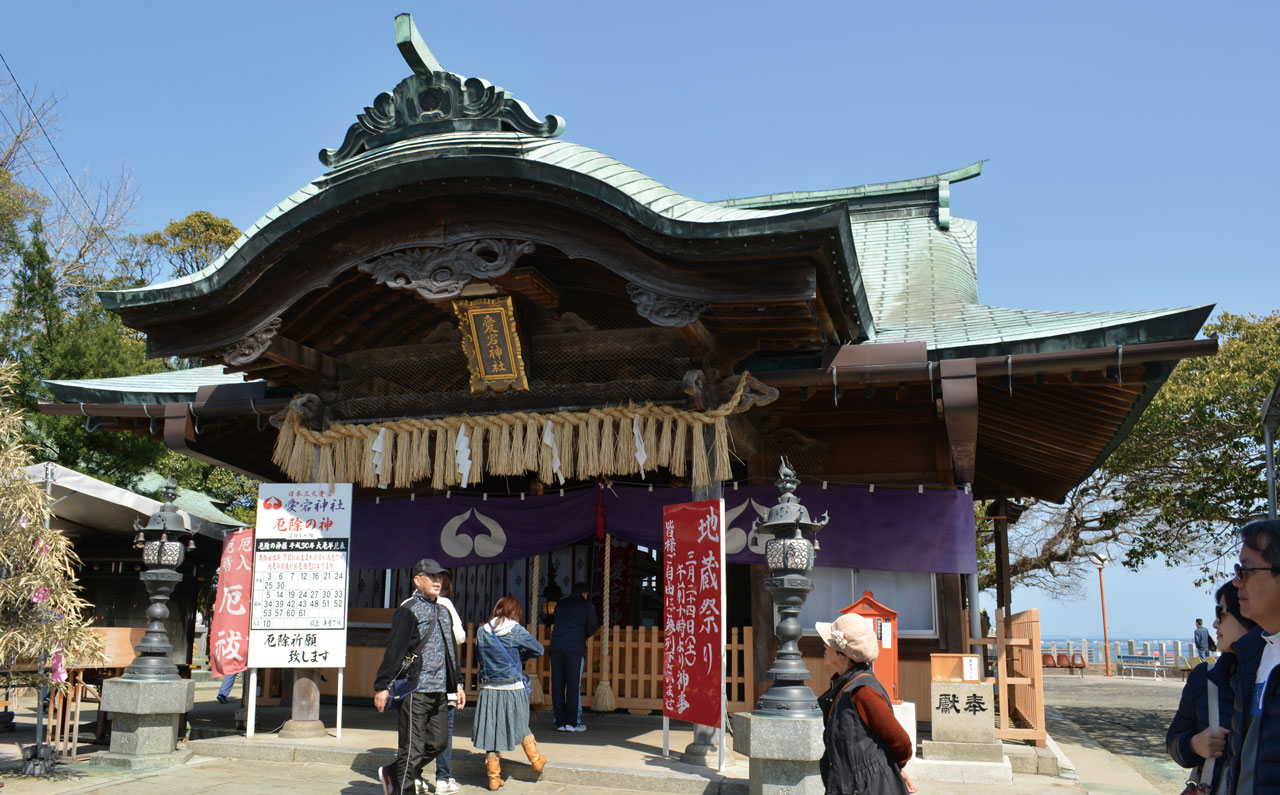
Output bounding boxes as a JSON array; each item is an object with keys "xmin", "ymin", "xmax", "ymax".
[{"xmin": 818, "ymin": 666, "xmax": 910, "ymax": 795}]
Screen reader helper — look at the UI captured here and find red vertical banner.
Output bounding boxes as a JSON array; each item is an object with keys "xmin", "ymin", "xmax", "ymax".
[
  {"xmin": 210, "ymin": 527, "xmax": 254, "ymax": 678},
  {"xmin": 662, "ymin": 499, "xmax": 725, "ymax": 727}
]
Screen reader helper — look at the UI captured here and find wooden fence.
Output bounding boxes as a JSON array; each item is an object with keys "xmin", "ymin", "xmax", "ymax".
[
  {"xmin": 968, "ymin": 607, "xmax": 1045, "ymax": 746},
  {"xmin": 457, "ymin": 623, "xmax": 755, "ymax": 714}
]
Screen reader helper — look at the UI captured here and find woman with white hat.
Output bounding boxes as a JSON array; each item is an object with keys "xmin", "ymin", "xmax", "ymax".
[{"xmin": 815, "ymin": 613, "xmax": 915, "ymax": 795}]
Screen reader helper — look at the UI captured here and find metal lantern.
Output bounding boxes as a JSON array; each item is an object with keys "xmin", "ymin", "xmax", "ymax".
[
  {"xmin": 123, "ymin": 478, "xmax": 192, "ymax": 681},
  {"xmin": 754, "ymin": 458, "xmax": 827, "ymax": 717}
]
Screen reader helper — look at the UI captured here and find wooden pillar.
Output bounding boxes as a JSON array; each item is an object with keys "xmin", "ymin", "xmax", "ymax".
[
  {"xmin": 744, "ymin": 436, "xmax": 774, "ymax": 704},
  {"xmin": 993, "ymin": 498, "xmax": 1011, "ymax": 613},
  {"xmin": 750, "ymin": 563, "xmax": 774, "ymax": 703}
]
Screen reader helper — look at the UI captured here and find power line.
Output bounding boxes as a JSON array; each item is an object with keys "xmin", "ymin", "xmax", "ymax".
[
  {"xmin": 0, "ymin": 50, "xmax": 129, "ymax": 268},
  {"xmin": 0, "ymin": 107, "xmax": 80, "ymax": 226}
]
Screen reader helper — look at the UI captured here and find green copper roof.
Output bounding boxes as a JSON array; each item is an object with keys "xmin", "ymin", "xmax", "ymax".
[
  {"xmin": 713, "ymin": 161, "xmax": 983, "ymax": 211},
  {"xmin": 135, "ymin": 472, "xmax": 246, "ymax": 528},
  {"xmin": 45, "ymin": 366, "xmax": 252, "ymax": 405},
  {"xmin": 848, "ymin": 212, "xmax": 1211, "ymax": 354},
  {"xmin": 100, "ymin": 131, "xmax": 821, "ymax": 312}
]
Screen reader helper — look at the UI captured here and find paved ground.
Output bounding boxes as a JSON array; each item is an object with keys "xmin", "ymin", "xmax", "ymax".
[
  {"xmin": 0, "ymin": 673, "xmax": 1205, "ymax": 795},
  {"xmin": 1042, "ymin": 670, "xmax": 1189, "ymax": 793},
  {"xmin": 0, "ymin": 755, "xmax": 1088, "ymax": 795}
]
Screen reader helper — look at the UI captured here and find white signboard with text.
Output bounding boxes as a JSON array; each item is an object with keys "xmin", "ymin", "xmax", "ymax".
[{"xmin": 247, "ymin": 483, "xmax": 352, "ymax": 668}]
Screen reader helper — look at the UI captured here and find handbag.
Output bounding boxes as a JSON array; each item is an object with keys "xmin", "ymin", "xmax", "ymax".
[
  {"xmin": 389, "ymin": 604, "xmax": 440, "ymax": 705},
  {"xmin": 489, "ymin": 622, "xmax": 531, "ymax": 697},
  {"xmin": 1180, "ymin": 676, "xmax": 1220, "ymax": 795}
]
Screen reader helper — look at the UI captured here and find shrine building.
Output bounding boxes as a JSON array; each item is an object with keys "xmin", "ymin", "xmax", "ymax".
[{"xmin": 42, "ymin": 16, "xmax": 1215, "ymax": 728}]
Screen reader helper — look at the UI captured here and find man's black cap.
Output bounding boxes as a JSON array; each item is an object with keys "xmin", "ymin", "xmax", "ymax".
[{"xmin": 412, "ymin": 558, "xmax": 449, "ymax": 576}]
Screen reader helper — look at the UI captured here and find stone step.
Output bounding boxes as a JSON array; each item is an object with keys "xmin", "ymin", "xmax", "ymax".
[
  {"xmin": 904, "ymin": 756, "xmax": 1014, "ymax": 785},
  {"xmin": 186, "ymin": 737, "xmax": 749, "ymax": 795}
]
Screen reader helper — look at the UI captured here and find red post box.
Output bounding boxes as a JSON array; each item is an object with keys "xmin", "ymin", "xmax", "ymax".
[{"xmin": 840, "ymin": 591, "xmax": 900, "ymax": 703}]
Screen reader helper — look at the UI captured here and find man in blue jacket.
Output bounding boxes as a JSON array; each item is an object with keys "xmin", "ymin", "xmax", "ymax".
[
  {"xmin": 1228, "ymin": 520, "xmax": 1280, "ymax": 793},
  {"xmin": 549, "ymin": 581, "xmax": 598, "ymax": 732}
]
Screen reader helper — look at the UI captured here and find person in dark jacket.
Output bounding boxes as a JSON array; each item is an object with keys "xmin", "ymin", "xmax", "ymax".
[
  {"xmin": 1227, "ymin": 519, "xmax": 1280, "ymax": 794},
  {"xmin": 372, "ymin": 559, "xmax": 465, "ymax": 795},
  {"xmin": 1167, "ymin": 582, "xmax": 1254, "ymax": 793},
  {"xmin": 548, "ymin": 581, "xmax": 598, "ymax": 731},
  {"xmin": 815, "ymin": 612, "xmax": 914, "ymax": 795},
  {"xmin": 473, "ymin": 596, "xmax": 547, "ymax": 790}
]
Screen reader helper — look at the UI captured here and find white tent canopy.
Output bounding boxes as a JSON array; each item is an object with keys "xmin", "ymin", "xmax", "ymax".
[{"xmin": 22, "ymin": 462, "xmax": 236, "ymax": 540}]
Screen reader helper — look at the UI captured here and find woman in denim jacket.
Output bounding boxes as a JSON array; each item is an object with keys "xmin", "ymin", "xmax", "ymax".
[{"xmin": 473, "ymin": 597, "xmax": 546, "ymax": 790}]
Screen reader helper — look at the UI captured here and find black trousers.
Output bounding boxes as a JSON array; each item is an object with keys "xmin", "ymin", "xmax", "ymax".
[
  {"xmin": 394, "ymin": 691, "xmax": 449, "ymax": 795},
  {"xmin": 550, "ymin": 650, "xmax": 584, "ymax": 728}
]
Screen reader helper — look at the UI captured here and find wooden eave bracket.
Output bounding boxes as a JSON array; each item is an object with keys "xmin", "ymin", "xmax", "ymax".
[{"xmin": 939, "ymin": 357, "xmax": 978, "ymax": 485}]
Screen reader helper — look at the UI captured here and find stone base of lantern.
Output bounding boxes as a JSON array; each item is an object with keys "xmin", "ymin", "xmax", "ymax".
[
  {"xmin": 99, "ymin": 677, "xmax": 194, "ymax": 766},
  {"xmin": 731, "ymin": 712, "xmax": 825, "ymax": 795}
]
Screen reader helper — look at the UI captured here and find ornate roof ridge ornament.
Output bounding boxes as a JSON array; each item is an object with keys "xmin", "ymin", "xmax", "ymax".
[{"xmin": 320, "ymin": 14, "xmax": 565, "ymax": 168}]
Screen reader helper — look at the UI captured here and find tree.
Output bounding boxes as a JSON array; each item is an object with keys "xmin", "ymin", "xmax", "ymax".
[
  {"xmin": 153, "ymin": 449, "xmax": 257, "ymax": 526},
  {"xmin": 131, "ymin": 210, "xmax": 240, "ymax": 280},
  {"xmin": 0, "ymin": 221, "xmax": 165, "ymax": 486},
  {"xmin": 0, "ymin": 80, "xmax": 137, "ymax": 308},
  {"xmin": 988, "ymin": 311, "xmax": 1280, "ymax": 594},
  {"xmin": 0, "ymin": 362, "xmax": 103, "ymax": 691}
]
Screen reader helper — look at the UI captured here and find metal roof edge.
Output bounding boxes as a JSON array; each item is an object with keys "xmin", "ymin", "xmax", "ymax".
[
  {"xmin": 98, "ymin": 147, "xmax": 860, "ymax": 316},
  {"xmin": 924, "ymin": 304, "xmax": 1215, "ymax": 361},
  {"xmin": 98, "ymin": 137, "xmax": 835, "ymax": 313},
  {"xmin": 710, "ymin": 161, "xmax": 985, "ymax": 210},
  {"xmin": 44, "ymin": 367, "xmax": 253, "ymax": 406}
]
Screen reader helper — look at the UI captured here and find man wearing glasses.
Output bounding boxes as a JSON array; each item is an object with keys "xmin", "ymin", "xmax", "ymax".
[
  {"xmin": 373, "ymin": 559, "xmax": 466, "ymax": 795},
  {"xmin": 1227, "ymin": 520, "xmax": 1280, "ymax": 793}
]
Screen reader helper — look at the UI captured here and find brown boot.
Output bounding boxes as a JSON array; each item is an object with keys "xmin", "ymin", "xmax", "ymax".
[
  {"xmin": 521, "ymin": 734, "xmax": 547, "ymax": 773},
  {"xmin": 485, "ymin": 752, "xmax": 503, "ymax": 790}
]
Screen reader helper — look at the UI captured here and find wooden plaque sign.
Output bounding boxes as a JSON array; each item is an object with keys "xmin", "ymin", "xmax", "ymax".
[{"xmin": 453, "ymin": 295, "xmax": 529, "ymax": 393}]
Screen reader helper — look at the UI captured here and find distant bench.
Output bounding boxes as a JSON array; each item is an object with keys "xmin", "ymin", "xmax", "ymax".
[{"xmin": 1117, "ymin": 654, "xmax": 1165, "ymax": 680}]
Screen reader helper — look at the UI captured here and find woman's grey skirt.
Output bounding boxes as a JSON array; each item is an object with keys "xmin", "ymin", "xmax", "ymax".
[{"xmin": 471, "ymin": 687, "xmax": 530, "ymax": 752}]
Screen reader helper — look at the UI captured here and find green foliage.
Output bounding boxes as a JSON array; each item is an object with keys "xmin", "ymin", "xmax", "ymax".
[
  {"xmin": 997, "ymin": 311, "xmax": 1280, "ymax": 593},
  {"xmin": 0, "ymin": 363, "xmax": 103, "ymax": 689},
  {"xmin": 0, "ymin": 167, "xmax": 44, "ymax": 264},
  {"xmin": 153, "ymin": 450, "xmax": 258, "ymax": 525},
  {"xmin": 1107, "ymin": 311, "xmax": 1280, "ymax": 575},
  {"xmin": 0, "ymin": 221, "xmax": 165, "ymax": 487},
  {"xmin": 131, "ymin": 210, "xmax": 240, "ymax": 279}
]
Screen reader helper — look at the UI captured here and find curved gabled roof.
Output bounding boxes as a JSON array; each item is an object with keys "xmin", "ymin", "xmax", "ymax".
[{"xmin": 99, "ymin": 131, "xmax": 827, "ymax": 313}]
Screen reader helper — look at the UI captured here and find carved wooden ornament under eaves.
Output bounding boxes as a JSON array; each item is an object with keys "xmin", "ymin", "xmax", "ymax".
[
  {"xmin": 452, "ymin": 295, "xmax": 529, "ymax": 393},
  {"xmin": 626, "ymin": 283, "xmax": 710, "ymax": 328},
  {"xmin": 217, "ymin": 317, "xmax": 282, "ymax": 366},
  {"xmin": 360, "ymin": 239, "xmax": 536, "ymax": 301}
]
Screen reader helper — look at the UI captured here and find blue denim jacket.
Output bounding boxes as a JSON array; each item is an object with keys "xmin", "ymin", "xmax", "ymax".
[{"xmin": 476, "ymin": 620, "xmax": 544, "ymax": 685}]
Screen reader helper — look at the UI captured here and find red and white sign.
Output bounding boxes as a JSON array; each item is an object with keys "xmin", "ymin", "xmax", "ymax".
[
  {"xmin": 210, "ymin": 527, "xmax": 254, "ymax": 679},
  {"xmin": 247, "ymin": 483, "xmax": 353, "ymax": 668},
  {"xmin": 662, "ymin": 499, "xmax": 725, "ymax": 727}
]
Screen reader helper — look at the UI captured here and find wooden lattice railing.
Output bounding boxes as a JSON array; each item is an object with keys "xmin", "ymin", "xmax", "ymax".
[
  {"xmin": 968, "ymin": 607, "xmax": 1045, "ymax": 746},
  {"xmin": 457, "ymin": 624, "xmax": 755, "ymax": 714}
]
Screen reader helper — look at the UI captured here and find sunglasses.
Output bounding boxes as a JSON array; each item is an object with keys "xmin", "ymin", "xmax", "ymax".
[
  {"xmin": 1215, "ymin": 605, "xmax": 1225, "ymax": 621},
  {"xmin": 1234, "ymin": 562, "xmax": 1275, "ymax": 581}
]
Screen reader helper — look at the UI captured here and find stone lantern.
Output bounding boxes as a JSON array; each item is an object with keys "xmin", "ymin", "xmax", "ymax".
[
  {"xmin": 99, "ymin": 477, "xmax": 196, "ymax": 769},
  {"xmin": 124, "ymin": 478, "xmax": 193, "ymax": 681},
  {"xmin": 732, "ymin": 459, "xmax": 829, "ymax": 795},
  {"xmin": 754, "ymin": 458, "xmax": 827, "ymax": 717}
]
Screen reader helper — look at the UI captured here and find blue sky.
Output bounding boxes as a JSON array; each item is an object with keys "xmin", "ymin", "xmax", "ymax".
[{"xmin": 2, "ymin": 2, "xmax": 1275, "ymax": 638}]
